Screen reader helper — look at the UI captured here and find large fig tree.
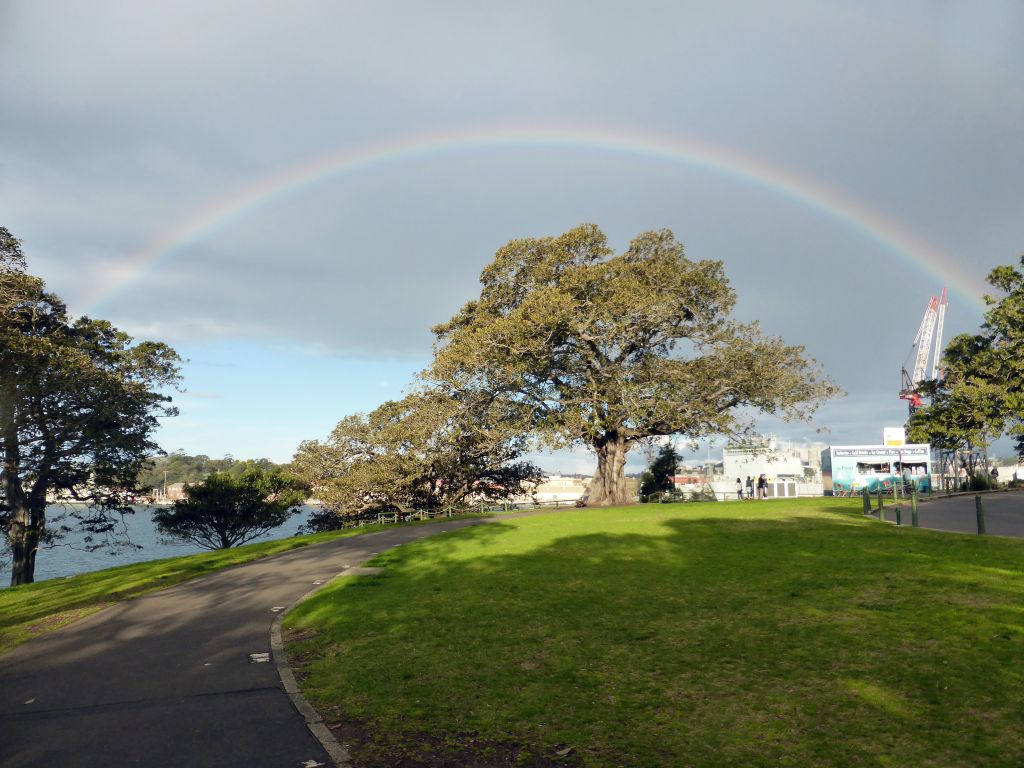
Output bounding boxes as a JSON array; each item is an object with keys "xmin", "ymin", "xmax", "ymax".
[{"xmin": 430, "ymin": 224, "xmax": 837, "ymax": 506}]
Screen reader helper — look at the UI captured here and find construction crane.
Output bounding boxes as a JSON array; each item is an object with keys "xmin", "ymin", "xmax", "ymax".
[{"xmin": 899, "ymin": 288, "xmax": 947, "ymax": 416}]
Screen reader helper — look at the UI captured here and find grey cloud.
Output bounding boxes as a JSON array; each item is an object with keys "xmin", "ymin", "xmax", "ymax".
[{"xmin": 1, "ymin": 0, "xmax": 1020, "ymax": 439}]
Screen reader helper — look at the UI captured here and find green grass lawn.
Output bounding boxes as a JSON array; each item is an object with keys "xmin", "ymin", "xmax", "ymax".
[
  {"xmin": 285, "ymin": 499, "xmax": 1024, "ymax": 767},
  {"xmin": 0, "ymin": 527, "xmax": 367, "ymax": 655}
]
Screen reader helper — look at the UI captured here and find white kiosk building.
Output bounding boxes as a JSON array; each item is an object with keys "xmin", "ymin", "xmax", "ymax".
[{"xmin": 821, "ymin": 444, "xmax": 932, "ymax": 495}]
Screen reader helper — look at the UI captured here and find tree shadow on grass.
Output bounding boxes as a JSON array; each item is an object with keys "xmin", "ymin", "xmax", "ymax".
[{"xmin": 288, "ymin": 509, "xmax": 1024, "ymax": 768}]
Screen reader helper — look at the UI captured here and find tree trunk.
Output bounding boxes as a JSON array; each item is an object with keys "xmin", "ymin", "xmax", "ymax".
[
  {"xmin": 4, "ymin": 455, "xmax": 41, "ymax": 585},
  {"xmin": 9, "ymin": 498, "xmax": 42, "ymax": 585},
  {"xmin": 587, "ymin": 433, "xmax": 632, "ymax": 507},
  {"xmin": 3, "ymin": 376, "xmax": 39, "ymax": 586}
]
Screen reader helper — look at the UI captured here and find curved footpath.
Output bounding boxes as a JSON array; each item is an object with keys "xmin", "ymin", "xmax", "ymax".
[{"xmin": 0, "ymin": 516, "xmax": 494, "ymax": 768}]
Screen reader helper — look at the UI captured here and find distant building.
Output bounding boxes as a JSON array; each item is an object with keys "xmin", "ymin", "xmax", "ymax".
[
  {"xmin": 164, "ymin": 482, "xmax": 187, "ymax": 502},
  {"xmin": 821, "ymin": 444, "xmax": 932, "ymax": 495},
  {"xmin": 773, "ymin": 438, "xmax": 830, "ymax": 468},
  {"xmin": 722, "ymin": 435, "xmax": 807, "ymax": 482},
  {"xmin": 703, "ymin": 434, "xmax": 824, "ymax": 500},
  {"xmin": 511, "ymin": 474, "xmax": 589, "ymax": 505},
  {"xmin": 999, "ymin": 462, "xmax": 1024, "ymax": 484}
]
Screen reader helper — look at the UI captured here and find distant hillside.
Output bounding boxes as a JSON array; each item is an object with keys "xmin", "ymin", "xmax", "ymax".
[{"xmin": 137, "ymin": 452, "xmax": 286, "ymax": 491}]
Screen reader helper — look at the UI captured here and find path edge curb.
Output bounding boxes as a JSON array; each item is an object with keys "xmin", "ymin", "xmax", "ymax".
[
  {"xmin": 271, "ymin": 572, "xmax": 354, "ymax": 768},
  {"xmin": 268, "ymin": 515, "xmax": 504, "ymax": 767}
]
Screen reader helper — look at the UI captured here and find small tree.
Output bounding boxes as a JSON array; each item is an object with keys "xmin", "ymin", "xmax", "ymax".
[
  {"xmin": 293, "ymin": 387, "xmax": 542, "ymax": 527},
  {"xmin": 639, "ymin": 443, "xmax": 680, "ymax": 502},
  {"xmin": 153, "ymin": 466, "xmax": 305, "ymax": 550}
]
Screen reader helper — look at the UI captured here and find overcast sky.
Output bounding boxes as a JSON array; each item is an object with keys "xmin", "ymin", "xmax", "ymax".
[{"xmin": 2, "ymin": 1, "xmax": 1021, "ymax": 471}]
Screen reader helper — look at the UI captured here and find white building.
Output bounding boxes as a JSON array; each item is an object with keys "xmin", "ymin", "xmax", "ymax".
[
  {"xmin": 511, "ymin": 474, "xmax": 589, "ymax": 505},
  {"xmin": 723, "ymin": 444, "xmax": 805, "ymax": 483},
  {"xmin": 709, "ymin": 434, "xmax": 824, "ymax": 500}
]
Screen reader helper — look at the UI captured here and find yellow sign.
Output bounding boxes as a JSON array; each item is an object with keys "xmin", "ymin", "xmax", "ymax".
[{"xmin": 883, "ymin": 427, "xmax": 906, "ymax": 446}]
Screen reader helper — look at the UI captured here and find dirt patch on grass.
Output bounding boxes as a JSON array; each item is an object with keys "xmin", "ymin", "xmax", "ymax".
[
  {"xmin": 282, "ymin": 626, "xmax": 322, "ymax": 685},
  {"xmin": 283, "ymin": 626, "xmax": 320, "ymax": 644},
  {"xmin": 27, "ymin": 604, "xmax": 107, "ymax": 637},
  {"xmin": 325, "ymin": 710, "xmax": 583, "ymax": 768}
]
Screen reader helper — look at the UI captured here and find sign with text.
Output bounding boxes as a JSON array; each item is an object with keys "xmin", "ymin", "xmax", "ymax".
[{"xmin": 827, "ymin": 444, "xmax": 931, "ymax": 493}]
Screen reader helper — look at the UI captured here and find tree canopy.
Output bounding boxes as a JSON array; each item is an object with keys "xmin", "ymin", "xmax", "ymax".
[
  {"xmin": 292, "ymin": 387, "xmax": 542, "ymax": 528},
  {"xmin": 909, "ymin": 255, "xmax": 1024, "ymax": 465},
  {"xmin": 153, "ymin": 466, "xmax": 305, "ymax": 550},
  {"xmin": 1, "ymin": 228, "xmax": 181, "ymax": 585},
  {"xmin": 430, "ymin": 224, "xmax": 838, "ymax": 505},
  {"xmin": 1, "ymin": 227, "xmax": 39, "ymax": 313}
]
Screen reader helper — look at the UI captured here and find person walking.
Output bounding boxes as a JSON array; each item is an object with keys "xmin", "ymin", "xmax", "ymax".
[
  {"xmin": 745, "ymin": 476, "xmax": 754, "ymax": 499},
  {"xmin": 736, "ymin": 477, "xmax": 744, "ymax": 500},
  {"xmin": 757, "ymin": 473, "xmax": 768, "ymax": 499}
]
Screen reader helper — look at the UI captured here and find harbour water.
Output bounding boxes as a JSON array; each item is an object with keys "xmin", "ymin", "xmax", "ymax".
[{"xmin": 1, "ymin": 504, "xmax": 318, "ymax": 587}]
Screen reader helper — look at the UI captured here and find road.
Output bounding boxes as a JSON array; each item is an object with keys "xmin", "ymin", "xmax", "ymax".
[
  {"xmin": 877, "ymin": 490, "xmax": 1024, "ymax": 537},
  {"xmin": 0, "ymin": 517, "xmax": 490, "ymax": 768}
]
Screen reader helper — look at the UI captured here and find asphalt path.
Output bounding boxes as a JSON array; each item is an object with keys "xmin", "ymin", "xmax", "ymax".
[
  {"xmin": 0, "ymin": 517, "xmax": 492, "ymax": 768},
  {"xmin": 875, "ymin": 490, "xmax": 1024, "ymax": 537}
]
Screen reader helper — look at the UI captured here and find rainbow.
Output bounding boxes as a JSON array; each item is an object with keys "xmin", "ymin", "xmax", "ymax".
[{"xmin": 80, "ymin": 124, "xmax": 988, "ymax": 314}]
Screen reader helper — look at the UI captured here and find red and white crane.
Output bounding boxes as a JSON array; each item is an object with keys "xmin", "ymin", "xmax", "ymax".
[{"xmin": 900, "ymin": 288, "xmax": 947, "ymax": 415}]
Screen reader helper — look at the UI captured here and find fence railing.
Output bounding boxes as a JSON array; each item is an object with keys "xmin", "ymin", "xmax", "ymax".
[{"xmin": 360, "ymin": 497, "xmax": 585, "ymax": 527}]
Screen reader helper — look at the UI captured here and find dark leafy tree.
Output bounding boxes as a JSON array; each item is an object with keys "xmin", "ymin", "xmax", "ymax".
[
  {"xmin": 1, "ymin": 229, "xmax": 181, "ymax": 585},
  {"xmin": 153, "ymin": 466, "xmax": 305, "ymax": 549},
  {"xmin": 431, "ymin": 224, "xmax": 838, "ymax": 506},
  {"xmin": 977, "ymin": 258, "xmax": 1024, "ymax": 457},
  {"xmin": 908, "ymin": 255, "xmax": 1024, "ymax": 479},
  {"xmin": 1, "ymin": 227, "xmax": 37, "ymax": 312},
  {"xmin": 639, "ymin": 443, "xmax": 680, "ymax": 501}
]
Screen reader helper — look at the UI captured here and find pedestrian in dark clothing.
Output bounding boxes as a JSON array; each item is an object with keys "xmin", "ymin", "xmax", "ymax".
[
  {"xmin": 745, "ymin": 476, "xmax": 754, "ymax": 499},
  {"xmin": 757, "ymin": 473, "xmax": 768, "ymax": 499}
]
